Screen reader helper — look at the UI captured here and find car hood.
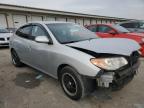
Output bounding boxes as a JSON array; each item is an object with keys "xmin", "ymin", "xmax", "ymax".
[
  {"xmin": 0, "ymin": 33, "xmax": 13, "ymax": 38},
  {"xmin": 67, "ymin": 38, "xmax": 140, "ymax": 56}
]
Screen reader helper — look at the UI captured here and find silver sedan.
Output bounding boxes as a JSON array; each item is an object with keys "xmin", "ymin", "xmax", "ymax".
[
  {"xmin": 0, "ymin": 27, "xmax": 12, "ymax": 47},
  {"xmin": 10, "ymin": 22, "xmax": 140, "ymax": 100}
]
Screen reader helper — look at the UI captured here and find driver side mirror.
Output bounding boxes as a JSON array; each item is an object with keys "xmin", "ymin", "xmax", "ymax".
[{"xmin": 35, "ymin": 36, "xmax": 50, "ymax": 43}]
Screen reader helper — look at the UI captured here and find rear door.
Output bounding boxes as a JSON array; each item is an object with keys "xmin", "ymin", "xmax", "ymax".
[
  {"xmin": 14, "ymin": 25, "xmax": 32, "ymax": 63},
  {"xmin": 97, "ymin": 25, "xmax": 116, "ymax": 38}
]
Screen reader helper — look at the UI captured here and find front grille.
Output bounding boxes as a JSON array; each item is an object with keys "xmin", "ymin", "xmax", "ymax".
[{"xmin": 0, "ymin": 38, "xmax": 5, "ymax": 41}]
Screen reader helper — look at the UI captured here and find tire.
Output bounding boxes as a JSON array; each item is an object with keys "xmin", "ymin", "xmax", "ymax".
[
  {"xmin": 11, "ymin": 49, "xmax": 23, "ymax": 67},
  {"xmin": 59, "ymin": 66, "xmax": 96, "ymax": 100}
]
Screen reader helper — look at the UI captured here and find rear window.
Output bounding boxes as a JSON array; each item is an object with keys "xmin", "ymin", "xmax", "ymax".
[
  {"xmin": 16, "ymin": 26, "xmax": 32, "ymax": 35},
  {"xmin": 16, "ymin": 25, "xmax": 32, "ymax": 38}
]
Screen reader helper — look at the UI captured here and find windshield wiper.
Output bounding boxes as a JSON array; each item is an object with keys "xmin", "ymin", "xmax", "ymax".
[{"xmin": 62, "ymin": 40, "xmax": 80, "ymax": 44}]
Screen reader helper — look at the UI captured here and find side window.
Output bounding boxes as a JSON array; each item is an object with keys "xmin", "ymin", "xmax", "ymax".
[
  {"xmin": 16, "ymin": 26, "xmax": 32, "ymax": 38},
  {"xmin": 31, "ymin": 26, "xmax": 47, "ymax": 37},
  {"xmin": 121, "ymin": 23, "xmax": 138, "ymax": 28},
  {"xmin": 98, "ymin": 25, "xmax": 113, "ymax": 33},
  {"xmin": 121, "ymin": 23, "xmax": 130, "ymax": 28},
  {"xmin": 87, "ymin": 26, "xmax": 97, "ymax": 32}
]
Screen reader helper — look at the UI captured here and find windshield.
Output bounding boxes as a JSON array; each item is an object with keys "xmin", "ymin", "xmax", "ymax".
[
  {"xmin": 0, "ymin": 28, "xmax": 9, "ymax": 33},
  {"xmin": 112, "ymin": 25, "xmax": 130, "ymax": 33},
  {"xmin": 47, "ymin": 23, "xmax": 98, "ymax": 44}
]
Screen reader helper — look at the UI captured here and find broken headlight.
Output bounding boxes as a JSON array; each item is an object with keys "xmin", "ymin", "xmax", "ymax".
[{"xmin": 90, "ymin": 57, "xmax": 128, "ymax": 70}]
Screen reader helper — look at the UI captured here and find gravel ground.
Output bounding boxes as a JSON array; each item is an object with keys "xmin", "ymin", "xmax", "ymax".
[{"xmin": 0, "ymin": 48, "xmax": 144, "ymax": 108}]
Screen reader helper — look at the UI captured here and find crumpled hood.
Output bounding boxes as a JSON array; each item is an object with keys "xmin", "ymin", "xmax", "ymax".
[{"xmin": 67, "ymin": 38, "xmax": 140, "ymax": 56}]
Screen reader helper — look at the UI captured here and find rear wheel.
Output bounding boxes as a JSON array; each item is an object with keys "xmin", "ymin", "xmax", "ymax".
[
  {"xmin": 59, "ymin": 66, "xmax": 95, "ymax": 100},
  {"xmin": 11, "ymin": 50, "xmax": 23, "ymax": 67}
]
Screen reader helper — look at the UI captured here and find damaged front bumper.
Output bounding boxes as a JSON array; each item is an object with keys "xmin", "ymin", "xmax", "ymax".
[{"xmin": 96, "ymin": 61, "xmax": 140, "ymax": 90}]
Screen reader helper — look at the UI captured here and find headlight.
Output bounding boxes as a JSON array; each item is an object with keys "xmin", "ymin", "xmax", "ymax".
[{"xmin": 90, "ymin": 57, "xmax": 128, "ymax": 70}]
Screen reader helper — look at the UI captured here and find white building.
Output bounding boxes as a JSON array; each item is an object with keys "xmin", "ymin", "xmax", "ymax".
[{"xmin": 0, "ymin": 3, "xmax": 131, "ymax": 29}]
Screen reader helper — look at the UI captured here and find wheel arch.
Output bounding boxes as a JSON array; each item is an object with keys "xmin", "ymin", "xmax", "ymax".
[
  {"xmin": 57, "ymin": 64, "xmax": 70, "ymax": 80},
  {"xmin": 57, "ymin": 64, "xmax": 96, "ymax": 99},
  {"xmin": 57, "ymin": 64, "xmax": 81, "ymax": 80}
]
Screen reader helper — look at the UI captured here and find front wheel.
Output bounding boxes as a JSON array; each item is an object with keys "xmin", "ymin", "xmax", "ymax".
[
  {"xmin": 11, "ymin": 50, "xmax": 23, "ymax": 67},
  {"xmin": 59, "ymin": 66, "xmax": 95, "ymax": 100}
]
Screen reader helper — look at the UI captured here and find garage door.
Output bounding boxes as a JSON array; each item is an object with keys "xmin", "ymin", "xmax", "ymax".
[
  {"xmin": 67, "ymin": 18, "xmax": 75, "ymax": 23},
  {"xmin": 106, "ymin": 20, "xmax": 110, "ymax": 24},
  {"xmin": 84, "ymin": 19, "xmax": 90, "ymax": 25},
  {"xmin": 97, "ymin": 19, "xmax": 101, "ymax": 24},
  {"xmin": 32, "ymin": 16, "xmax": 43, "ymax": 21},
  {"xmin": 110, "ymin": 20, "xmax": 114, "ymax": 24},
  {"xmin": 76, "ymin": 18, "xmax": 83, "ymax": 26},
  {"xmin": 91, "ymin": 19, "xmax": 96, "ymax": 24},
  {"xmin": 0, "ymin": 14, "xmax": 7, "ymax": 28},
  {"xmin": 46, "ymin": 16, "xmax": 55, "ymax": 21},
  {"xmin": 56, "ymin": 17, "xmax": 66, "ymax": 22},
  {"xmin": 101, "ymin": 20, "xmax": 106, "ymax": 24},
  {"xmin": 13, "ymin": 15, "xmax": 27, "ymax": 28}
]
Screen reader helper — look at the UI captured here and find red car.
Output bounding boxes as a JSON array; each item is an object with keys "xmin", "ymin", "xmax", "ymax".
[{"xmin": 86, "ymin": 24, "xmax": 144, "ymax": 56}]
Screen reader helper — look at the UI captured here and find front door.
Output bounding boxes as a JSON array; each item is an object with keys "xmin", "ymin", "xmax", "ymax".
[{"xmin": 27, "ymin": 24, "xmax": 54, "ymax": 75}]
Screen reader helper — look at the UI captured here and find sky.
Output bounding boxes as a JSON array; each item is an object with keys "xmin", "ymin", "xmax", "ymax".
[{"xmin": 0, "ymin": 0, "xmax": 144, "ymax": 20}]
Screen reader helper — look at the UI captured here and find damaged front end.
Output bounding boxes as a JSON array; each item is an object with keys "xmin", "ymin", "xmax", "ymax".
[
  {"xmin": 96, "ymin": 51, "xmax": 140, "ymax": 90},
  {"xmin": 70, "ymin": 46, "xmax": 140, "ymax": 90},
  {"xmin": 67, "ymin": 38, "xmax": 141, "ymax": 90}
]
